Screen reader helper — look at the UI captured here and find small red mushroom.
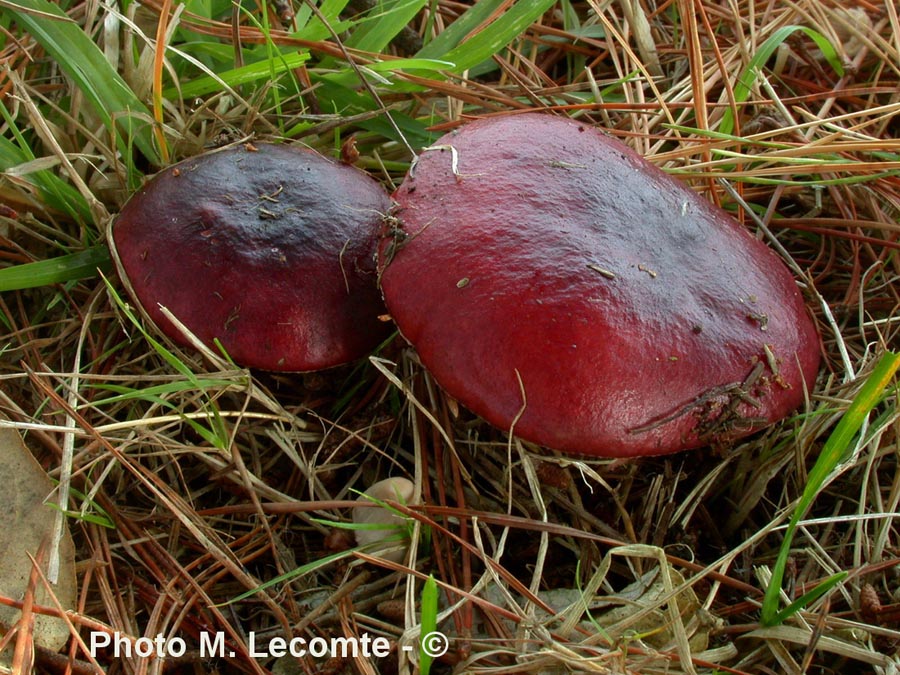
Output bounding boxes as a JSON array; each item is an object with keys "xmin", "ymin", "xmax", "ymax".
[
  {"xmin": 377, "ymin": 114, "xmax": 821, "ymax": 457},
  {"xmin": 110, "ymin": 142, "xmax": 391, "ymax": 371}
]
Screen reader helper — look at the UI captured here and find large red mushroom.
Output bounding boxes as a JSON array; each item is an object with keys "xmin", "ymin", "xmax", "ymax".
[
  {"xmin": 110, "ymin": 142, "xmax": 391, "ymax": 372},
  {"xmin": 377, "ymin": 114, "xmax": 821, "ymax": 457}
]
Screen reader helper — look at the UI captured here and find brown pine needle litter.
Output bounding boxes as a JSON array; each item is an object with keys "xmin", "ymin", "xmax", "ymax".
[{"xmin": 0, "ymin": 1, "xmax": 899, "ymax": 674}]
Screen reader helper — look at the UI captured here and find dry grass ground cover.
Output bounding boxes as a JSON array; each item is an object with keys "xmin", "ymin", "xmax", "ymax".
[{"xmin": 0, "ymin": 0, "xmax": 898, "ymax": 673}]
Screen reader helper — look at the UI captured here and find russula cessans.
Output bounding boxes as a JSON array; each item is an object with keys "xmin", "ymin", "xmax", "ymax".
[
  {"xmin": 377, "ymin": 114, "xmax": 821, "ymax": 458},
  {"xmin": 352, "ymin": 477, "xmax": 417, "ymax": 562},
  {"xmin": 110, "ymin": 142, "xmax": 391, "ymax": 371}
]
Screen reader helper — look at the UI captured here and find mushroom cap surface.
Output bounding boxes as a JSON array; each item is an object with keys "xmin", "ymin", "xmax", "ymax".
[
  {"xmin": 111, "ymin": 143, "xmax": 391, "ymax": 371},
  {"xmin": 378, "ymin": 114, "xmax": 821, "ymax": 457}
]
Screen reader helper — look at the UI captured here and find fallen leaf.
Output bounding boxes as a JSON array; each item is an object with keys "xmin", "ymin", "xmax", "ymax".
[{"xmin": 0, "ymin": 427, "xmax": 76, "ymax": 664}]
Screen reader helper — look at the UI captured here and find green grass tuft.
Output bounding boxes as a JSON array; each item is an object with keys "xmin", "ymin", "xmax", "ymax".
[{"xmin": 761, "ymin": 351, "xmax": 900, "ymax": 626}]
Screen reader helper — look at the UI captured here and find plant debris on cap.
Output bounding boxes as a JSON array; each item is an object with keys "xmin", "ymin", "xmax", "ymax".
[
  {"xmin": 110, "ymin": 142, "xmax": 392, "ymax": 372},
  {"xmin": 377, "ymin": 114, "xmax": 821, "ymax": 457}
]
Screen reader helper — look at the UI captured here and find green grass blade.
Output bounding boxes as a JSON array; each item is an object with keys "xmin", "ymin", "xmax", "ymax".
[
  {"xmin": 345, "ymin": 0, "xmax": 428, "ymax": 53},
  {"xmin": 223, "ymin": 548, "xmax": 357, "ymax": 605},
  {"xmin": 88, "ymin": 380, "xmax": 239, "ymax": 406},
  {"xmin": 103, "ymin": 277, "xmax": 232, "ymax": 449},
  {"xmin": 48, "ymin": 482, "xmax": 116, "ymax": 529},
  {"xmin": 366, "ymin": 57, "xmax": 455, "ymax": 73},
  {"xmin": 720, "ymin": 25, "xmax": 843, "ymax": 137},
  {"xmin": 0, "ymin": 246, "xmax": 112, "ymax": 291},
  {"xmin": 318, "ymin": 57, "xmax": 455, "ymax": 90},
  {"xmin": 166, "ymin": 49, "xmax": 311, "ymax": 99},
  {"xmin": 768, "ymin": 571, "xmax": 848, "ymax": 627},
  {"xmin": 761, "ymin": 351, "xmax": 900, "ymax": 626},
  {"xmin": 419, "ymin": 574, "xmax": 439, "ymax": 675},
  {"xmin": 415, "ymin": 0, "xmax": 507, "ymax": 61},
  {"xmin": 290, "ymin": 0, "xmax": 352, "ymax": 41},
  {"xmin": 2, "ymin": 0, "xmax": 160, "ymax": 164},
  {"xmin": 310, "ymin": 518, "xmax": 407, "ymax": 535},
  {"xmin": 91, "ymin": 378, "xmax": 227, "ymax": 447},
  {"xmin": 663, "ymin": 122, "xmax": 796, "ymax": 148},
  {"xmin": 415, "ymin": 0, "xmax": 556, "ymax": 73}
]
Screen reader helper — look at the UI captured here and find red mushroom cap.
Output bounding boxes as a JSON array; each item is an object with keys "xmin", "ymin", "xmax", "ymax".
[
  {"xmin": 378, "ymin": 114, "xmax": 821, "ymax": 457},
  {"xmin": 111, "ymin": 142, "xmax": 391, "ymax": 371}
]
